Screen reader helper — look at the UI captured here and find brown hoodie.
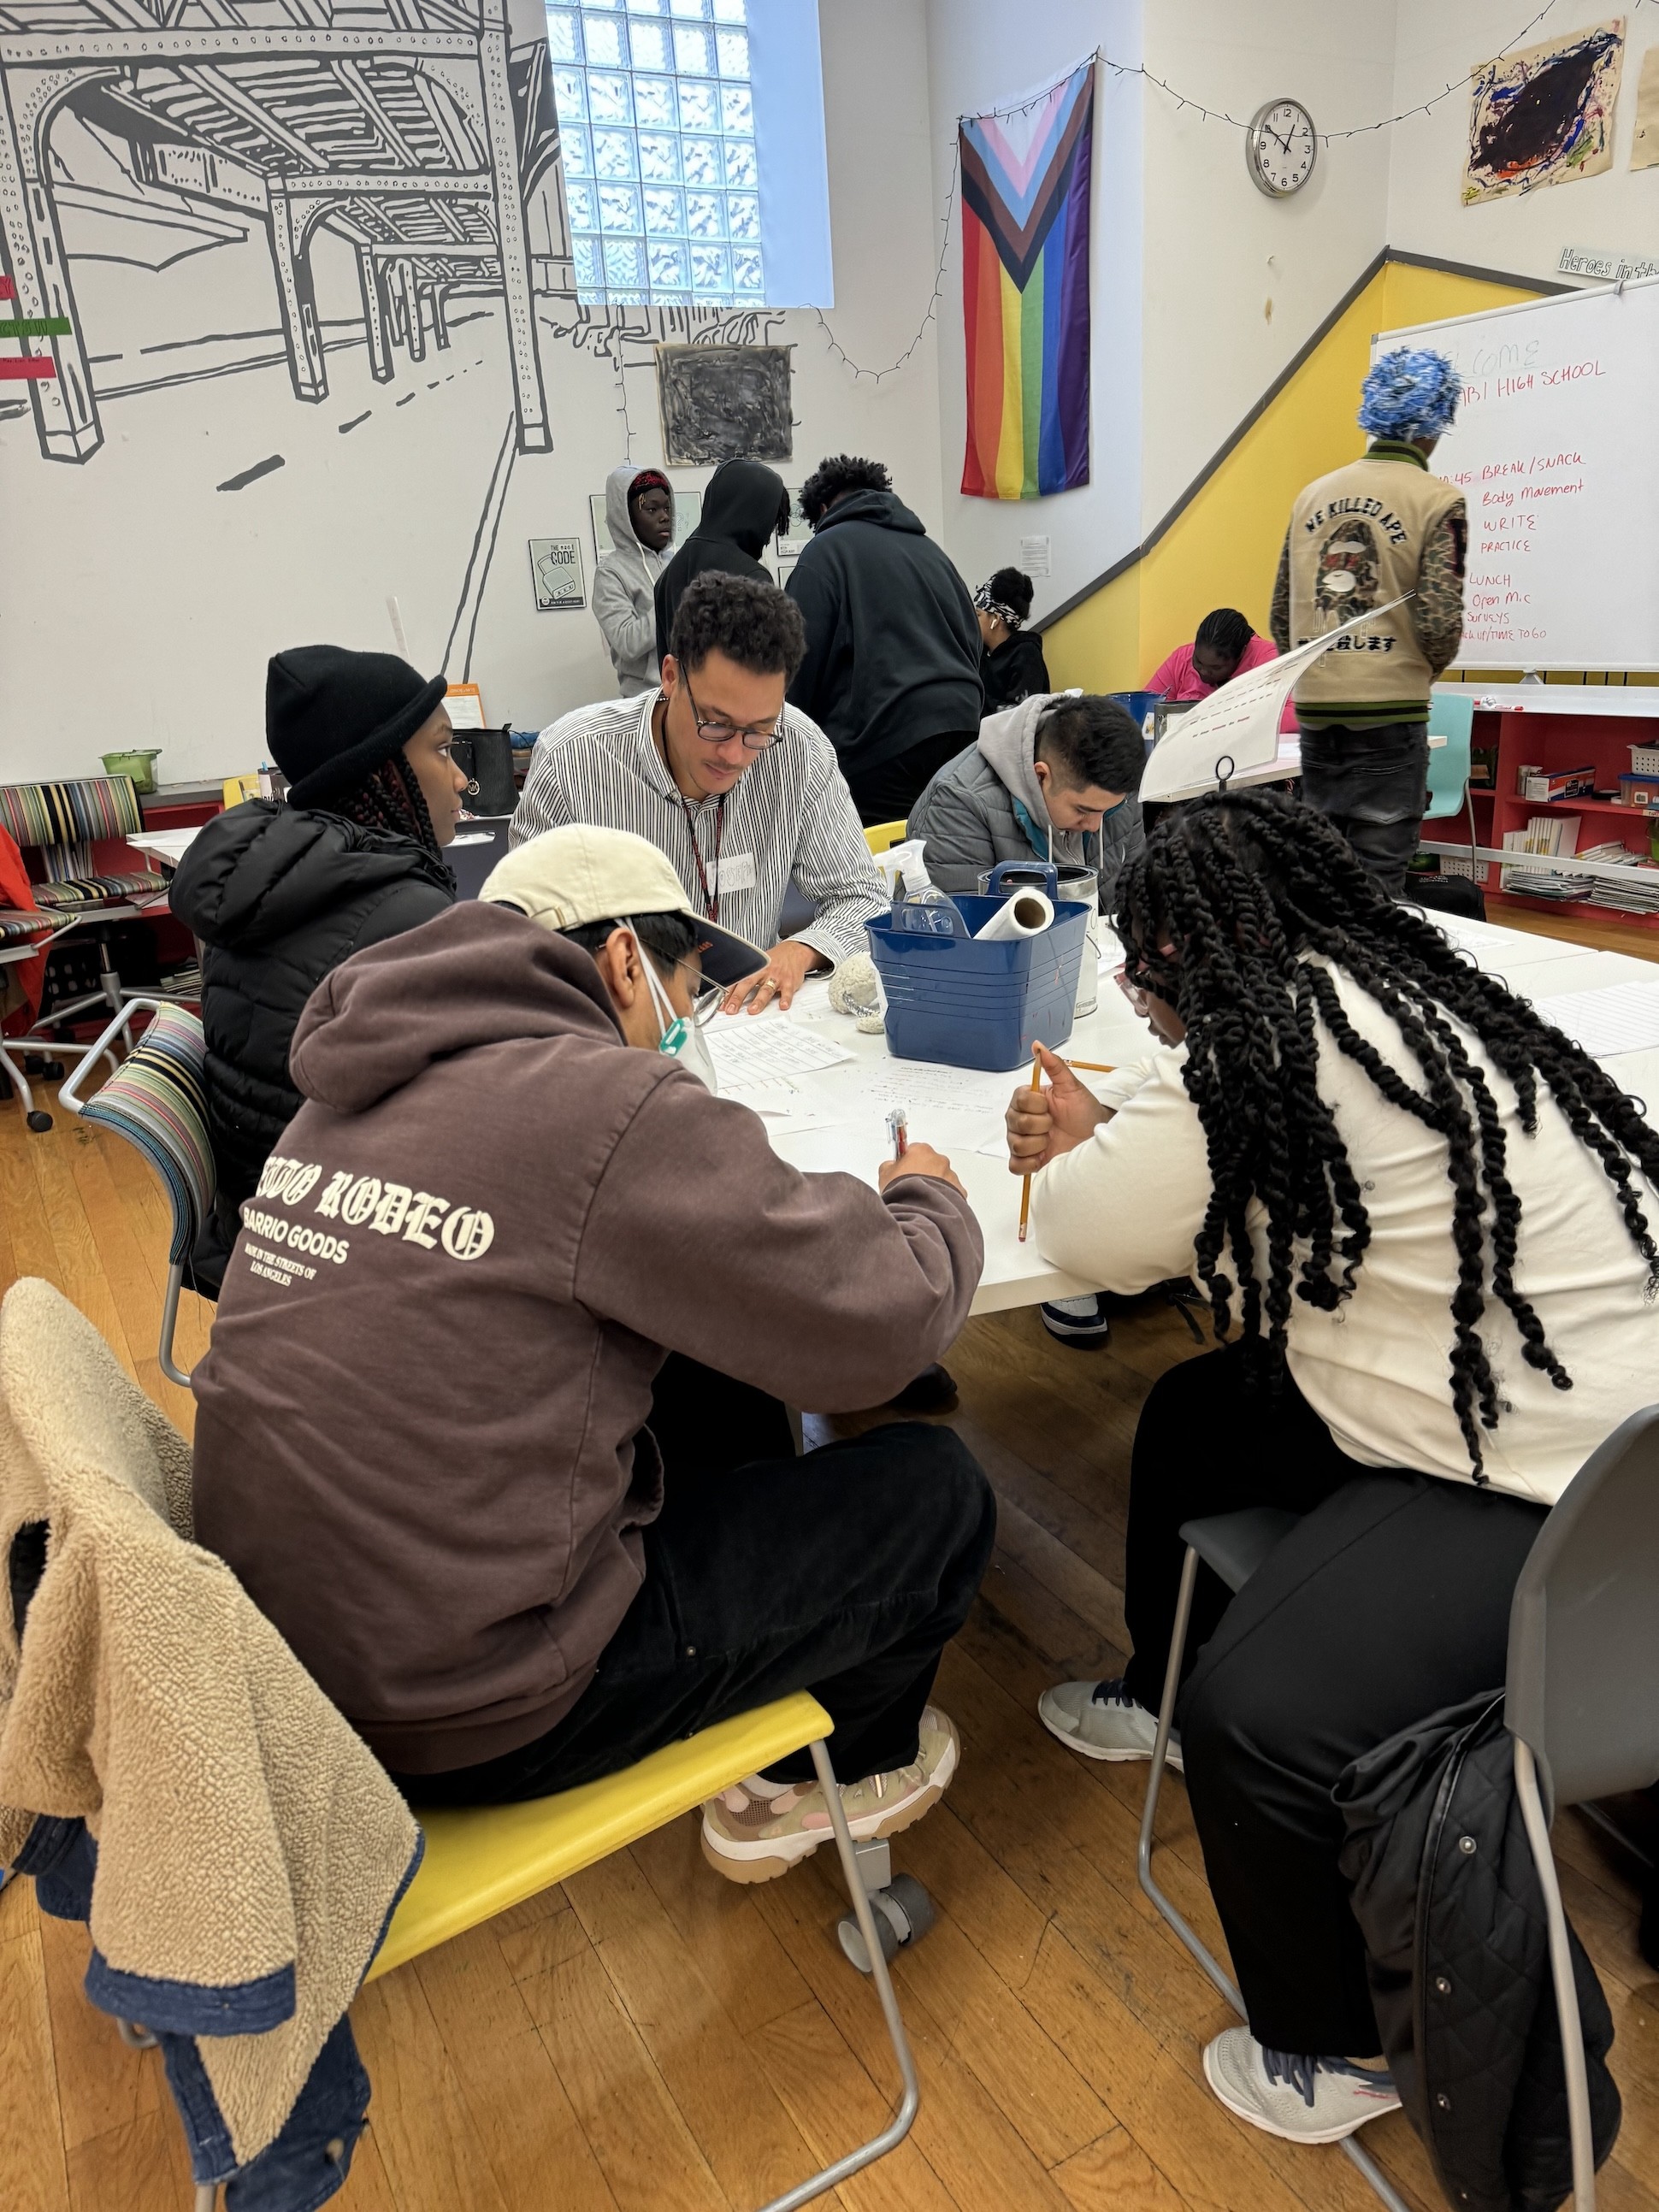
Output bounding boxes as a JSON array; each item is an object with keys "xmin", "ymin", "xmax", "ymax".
[{"xmin": 191, "ymin": 902, "xmax": 984, "ymax": 1774}]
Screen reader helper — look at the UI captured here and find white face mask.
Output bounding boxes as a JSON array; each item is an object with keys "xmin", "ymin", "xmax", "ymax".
[{"xmin": 633, "ymin": 927, "xmax": 719, "ymax": 1094}]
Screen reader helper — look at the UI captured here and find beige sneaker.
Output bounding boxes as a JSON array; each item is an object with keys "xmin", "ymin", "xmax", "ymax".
[{"xmin": 700, "ymin": 1707, "xmax": 959, "ymax": 1884}]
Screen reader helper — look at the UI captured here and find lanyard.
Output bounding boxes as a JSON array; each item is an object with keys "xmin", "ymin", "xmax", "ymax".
[{"xmin": 676, "ymin": 790, "xmax": 726, "ymax": 921}]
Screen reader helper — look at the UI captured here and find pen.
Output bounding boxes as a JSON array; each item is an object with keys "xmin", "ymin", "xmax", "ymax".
[
  {"xmin": 1017, "ymin": 1047, "xmax": 1041, "ymax": 1242},
  {"xmin": 887, "ymin": 1107, "xmax": 908, "ymax": 1161}
]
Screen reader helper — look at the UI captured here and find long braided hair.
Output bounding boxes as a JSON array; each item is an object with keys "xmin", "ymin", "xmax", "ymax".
[
  {"xmin": 330, "ymin": 752, "xmax": 449, "ymax": 874},
  {"xmin": 1118, "ymin": 790, "xmax": 1659, "ymax": 1476}
]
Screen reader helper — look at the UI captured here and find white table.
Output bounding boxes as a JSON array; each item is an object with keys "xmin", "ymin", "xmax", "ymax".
[{"xmin": 747, "ymin": 913, "xmax": 1659, "ymax": 1318}]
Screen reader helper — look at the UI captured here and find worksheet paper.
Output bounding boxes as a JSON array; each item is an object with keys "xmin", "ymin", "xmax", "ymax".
[
  {"xmin": 1536, "ymin": 979, "xmax": 1659, "ymax": 1059},
  {"xmin": 1427, "ymin": 914, "xmax": 1584, "ymax": 964},
  {"xmin": 704, "ymin": 1015, "xmax": 854, "ymax": 1095}
]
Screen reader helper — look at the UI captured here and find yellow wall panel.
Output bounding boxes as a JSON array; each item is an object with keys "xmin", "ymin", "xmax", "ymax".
[{"xmin": 1043, "ymin": 255, "xmax": 1547, "ymax": 695}]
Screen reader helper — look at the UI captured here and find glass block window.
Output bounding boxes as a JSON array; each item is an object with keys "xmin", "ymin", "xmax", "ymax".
[{"xmin": 548, "ymin": 0, "xmax": 765, "ymax": 308}]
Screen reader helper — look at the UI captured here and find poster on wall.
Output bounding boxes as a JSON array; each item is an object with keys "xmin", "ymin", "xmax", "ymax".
[
  {"xmin": 959, "ymin": 61, "xmax": 1094, "ymax": 502},
  {"xmin": 1462, "ymin": 21, "xmax": 1625, "ymax": 204},
  {"xmin": 1630, "ymin": 42, "xmax": 1659, "ymax": 168},
  {"xmin": 528, "ymin": 538, "xmax": 585, "ymax": 611}
]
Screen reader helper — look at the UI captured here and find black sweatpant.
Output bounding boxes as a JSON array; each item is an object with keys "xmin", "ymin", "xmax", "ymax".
[
  {"xmin": 1125, "ymin": 1346, "xmax": 1547, "ymax": 2055},
  {"xmin": 847, "ymin": 728, "xmax": 977, "ymax": 828},
  {"xmin": 1297, "ymin": 721, "xmax": 1430, "ymax": 897},
  {"xmin": 392, "ymin": 1359, "xmax": 996, "ymax": 1808}
]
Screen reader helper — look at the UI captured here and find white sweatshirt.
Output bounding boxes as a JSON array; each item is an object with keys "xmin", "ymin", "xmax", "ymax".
[{"xmin": 1031, "ymin": 958, "xmax": 1659, "ymax": 1503}]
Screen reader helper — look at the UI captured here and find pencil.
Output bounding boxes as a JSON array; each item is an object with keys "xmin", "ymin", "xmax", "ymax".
[
  {"xmin": 1063, "ymin": 1059, "xmax": 1116, "ymax": 1074},
  {"xmin": 1017, "ymin": 1046, "xmax": 1042, "ymax": 1243}
]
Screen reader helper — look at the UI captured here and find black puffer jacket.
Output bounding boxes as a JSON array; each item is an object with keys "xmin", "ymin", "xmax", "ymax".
[
  {"xmin": 171, "ymin": 802, "xmax": 452, "ymax": 1266},
  {"xmin": 1337, "ymin": 1692, "xmax": 1621, "ymax": 2212}
]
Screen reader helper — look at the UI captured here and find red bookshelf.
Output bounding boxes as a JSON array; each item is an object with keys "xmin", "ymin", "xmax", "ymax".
[{"xmin": 1445, "ymin": 688, "xmax": 1659, "ymax": 929}]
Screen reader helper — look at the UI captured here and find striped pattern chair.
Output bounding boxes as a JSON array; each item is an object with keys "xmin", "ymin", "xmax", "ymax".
[
  {"xmin": 0, "ymin": 778, "xmax": 170, "ymax": 1047},
  {"xmin": 59, "ymin": 1001, "xmax": 215, "ymax": 1384},
  {"xmin": 0, "ymin": 777, "xmax": 167, "ymax": 910}
]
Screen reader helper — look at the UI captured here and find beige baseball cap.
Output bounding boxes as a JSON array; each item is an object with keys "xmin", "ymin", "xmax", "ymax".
[{"xmin": 479, "ymin": 823, "xmax": 768, "ymax": 986}]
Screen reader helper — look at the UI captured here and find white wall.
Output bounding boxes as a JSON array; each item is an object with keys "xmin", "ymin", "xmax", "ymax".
[
  {"xmin": 1139, "ymin": 0, "xmax": 1396, "ymax": 529},
  {"xmin": 0, "ymin": 0, "xmax": 942, "ymax": 787},
  {"xmin": 1388, "ymin": 5, "xmax": 1659, "ymax": 285},
  {"xmin": 924, "ymin": 0, "xmax": 1144, "ymax": 625},
  {"xmin": 922, "ymin": 0, "xmax": 1397, "ymax": 616}
]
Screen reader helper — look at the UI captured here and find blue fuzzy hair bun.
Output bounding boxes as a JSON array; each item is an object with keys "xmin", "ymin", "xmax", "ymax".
[{"xmin": 1357, "ymin": 347, "xmax": 1461, "ymax": 440}]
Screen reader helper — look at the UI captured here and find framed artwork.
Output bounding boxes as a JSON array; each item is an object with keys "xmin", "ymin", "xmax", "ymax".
[
  {"xmin": 1464, "ymin": 21, "xmax": 1625, "ymax": 204},
  {"xmin": 655, "ymin": 344, "xmax": 793, "ymax": 465},
  {"xmin": 528, "ymin": 537, "xmax": 586, "ymax": 611}
]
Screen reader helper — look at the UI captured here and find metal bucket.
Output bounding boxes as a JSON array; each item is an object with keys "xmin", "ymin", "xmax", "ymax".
[{"xmin": 977, "ymin": 859, "xmax": 1099, "ymax": 1013}]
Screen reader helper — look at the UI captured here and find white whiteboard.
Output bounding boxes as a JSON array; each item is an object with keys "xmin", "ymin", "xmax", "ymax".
[{"xmin": 1374, "ymin": 278, "xmax": 1659, "ymax": 670}]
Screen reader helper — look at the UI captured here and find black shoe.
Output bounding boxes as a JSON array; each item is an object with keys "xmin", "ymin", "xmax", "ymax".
[
  {"xmin": 1040, "ymin": 1293, "xmax": 1112, "ymax": 1346},
  {"xmin": 889, "ymin": 1363, "xmax": 959, "ymax": 1415}
]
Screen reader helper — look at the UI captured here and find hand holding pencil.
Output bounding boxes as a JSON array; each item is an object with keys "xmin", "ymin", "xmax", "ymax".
[{"xmin": 1007, "ymin": 1045, "xmax": 1113, "ymax": 1218}]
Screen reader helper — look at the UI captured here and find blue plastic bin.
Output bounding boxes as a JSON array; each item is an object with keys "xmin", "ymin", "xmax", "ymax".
[{"xmin": 865, "ymin": 892, "xmax": 1090, "ymax": 1071}]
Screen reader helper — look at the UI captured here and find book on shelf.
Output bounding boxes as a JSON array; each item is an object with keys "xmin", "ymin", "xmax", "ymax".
[
  {"xmin": 1500, "ymin": 823, "xmax": 1659, "ymax": 909},
  {"xmin": 1501, "ymin": 815, "xmax": 1580, "ymax": 899}
]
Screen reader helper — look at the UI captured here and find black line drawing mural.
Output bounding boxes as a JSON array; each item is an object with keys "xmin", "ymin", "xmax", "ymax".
[{"xmin": 0, "ymin": 0, "xmax": 565, "ymax": 464}]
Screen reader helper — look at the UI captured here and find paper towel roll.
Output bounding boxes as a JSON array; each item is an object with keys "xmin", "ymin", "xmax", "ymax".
[{"xmin": 973, "ymin": 888, "xmax": 1054, "ymax": 941}]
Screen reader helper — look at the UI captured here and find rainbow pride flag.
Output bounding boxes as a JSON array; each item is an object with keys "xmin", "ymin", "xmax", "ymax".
[{"xmin": 959, "ymin": 65, "xmax": 1095, "ymax": 500}]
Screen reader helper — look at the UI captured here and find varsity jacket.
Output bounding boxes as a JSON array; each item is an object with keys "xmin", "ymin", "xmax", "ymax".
[{"xmin": 1270, "ymin": 441, "xmax": 1467, "ymax": 728}]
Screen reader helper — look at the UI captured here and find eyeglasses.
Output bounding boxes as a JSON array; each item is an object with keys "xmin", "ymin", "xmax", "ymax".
[
  {"xmin": 678, "ymin": 671, "xmax": 782, "ymax": 751},
  {"xmin": 674, "ymin": 959, "xmax": 725, "ymax": 1026}
]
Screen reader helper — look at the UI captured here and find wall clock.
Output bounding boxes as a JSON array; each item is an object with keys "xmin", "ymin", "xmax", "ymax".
[{"xmin": 1247, "ymin": 97, "xmax": 1318, "ymax": 198}]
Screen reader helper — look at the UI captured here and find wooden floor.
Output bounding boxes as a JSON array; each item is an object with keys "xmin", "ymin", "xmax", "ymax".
[{"xmin": 3, "ymin": 918, "xmax": 1657, "ymax": 2212}]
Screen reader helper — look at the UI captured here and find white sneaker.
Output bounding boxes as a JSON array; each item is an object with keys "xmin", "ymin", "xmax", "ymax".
[
  {"xmin": 1203, "ymin": 2028, "xmax": 1401, "ymax": 2144},
  {"xmin": 1040, "ymin": 1292, "xmax": 1111, "ymax": 1345},
  {"xmin": 1037, "ymin": 1676, "xmax": 1182, "ymax": 1771}
]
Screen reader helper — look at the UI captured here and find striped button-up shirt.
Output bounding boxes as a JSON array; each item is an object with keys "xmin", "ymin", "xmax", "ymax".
[{"xmin": 511, "ymin": 690, "xmax": 888, "ymax": 967}]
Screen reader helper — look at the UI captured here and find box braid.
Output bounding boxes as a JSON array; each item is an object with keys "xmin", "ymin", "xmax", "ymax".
[
  {"xmin": 1118, "ymin": 789, "xmax": 1659, "ymax": 1478},
  {"xmin": 331, "ymin": 752, "xmax": 448, "ymax": 869}
]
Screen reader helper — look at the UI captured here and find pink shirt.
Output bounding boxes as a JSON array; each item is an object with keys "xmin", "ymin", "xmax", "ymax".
[{"xmin": 1147, "ymin": 634, "xmax": 1296, "ymax": 731}]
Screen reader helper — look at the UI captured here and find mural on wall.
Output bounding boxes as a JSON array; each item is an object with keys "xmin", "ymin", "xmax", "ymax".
[
  {"xmin": 1462, "ymin": 19, "xmax": 1626, "ymax": 204},
  {"xmin": 0, "ymin": 0, "xmax": 572, "ymax": 466},
  {"xmin": 0, "ymin": 0, "xmax": 803, "ymax": 757}
]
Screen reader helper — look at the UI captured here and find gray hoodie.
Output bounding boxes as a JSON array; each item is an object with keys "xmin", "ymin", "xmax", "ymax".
[{"xmin": 592, "ymin": 464, "xmax": 670, "ymax": 695}]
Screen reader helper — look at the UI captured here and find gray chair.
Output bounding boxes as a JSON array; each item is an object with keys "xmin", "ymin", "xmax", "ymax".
[
  {"xmin": 1508, "ymin": 1404, "xmax": 1659, "ymax": 2211},
  {"xmin": 1139, "ymin": 1418, "xmax": 1659, "ymax": 2212}
]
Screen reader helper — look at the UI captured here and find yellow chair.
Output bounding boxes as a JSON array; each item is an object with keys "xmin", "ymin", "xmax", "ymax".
[
  {"xmin": 364, "ymin": 1693, "xmax": 921, "ymax": 2212},
  {"xmin": 863, "ymin": 819, "xmax": 909, "ymax": 855},
  {"xmin": 221, "ymin": 776, "xmax": 261, "ymax": 808}
]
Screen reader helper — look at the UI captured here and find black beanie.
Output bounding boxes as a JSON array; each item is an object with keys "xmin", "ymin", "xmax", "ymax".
[{"xmin": 267, "ymin": 645, "xmax": 447, "ymax": 810}]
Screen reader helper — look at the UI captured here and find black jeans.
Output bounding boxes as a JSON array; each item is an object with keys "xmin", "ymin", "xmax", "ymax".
[
  {"xmin": 1297, "ymin": 721, "xmax": 1430, "ymax": 896},
  {"xmin": 848, "ymin": 729, "xmax": 978, "ymax": 828},
  {"xmin": 1125, "ymin": 1346, "xmax": 1546, "ymax": 2053},
  {"xmin": 393, "ymin": 1360, "xmax": 996, "ymax": 1807}
]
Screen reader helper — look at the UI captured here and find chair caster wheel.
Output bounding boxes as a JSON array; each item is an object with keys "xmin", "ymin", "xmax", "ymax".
[
  {"xmin": 27, "ymin": 1111, "xmax": 52, "ymax": 1134},
  {"xmin": 22, "ymin": 1054, "xmax": 63, "ymax": 1078},
  {"xmin": 837, "ymin": 1874, "xmax": 936, "ymax": 1974}
]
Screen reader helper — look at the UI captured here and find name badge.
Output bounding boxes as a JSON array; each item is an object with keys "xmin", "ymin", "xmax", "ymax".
[{"xmin": 709, "ymin": 852, "xmax": 756, "ymax": 894}]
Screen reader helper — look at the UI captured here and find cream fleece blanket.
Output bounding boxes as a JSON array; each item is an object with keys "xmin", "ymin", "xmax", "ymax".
[{"xmin": 0, "ymin": 1278, "xmax": 418, "ymax": 2171}]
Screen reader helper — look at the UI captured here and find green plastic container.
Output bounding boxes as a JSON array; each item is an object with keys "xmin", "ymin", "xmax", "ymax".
[{"xmin": 101, "ymin": 748, "xmax": 162, "ymax": 794}]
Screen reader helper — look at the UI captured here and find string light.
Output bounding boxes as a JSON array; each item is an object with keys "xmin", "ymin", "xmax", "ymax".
[{"xmin": 812, "ymin": 0, "xmax": 1565, "ymax": 381}]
